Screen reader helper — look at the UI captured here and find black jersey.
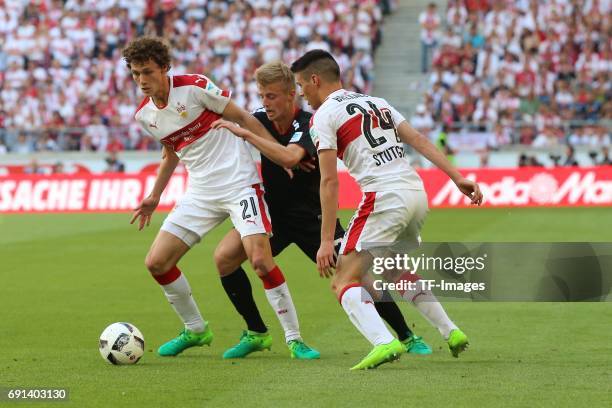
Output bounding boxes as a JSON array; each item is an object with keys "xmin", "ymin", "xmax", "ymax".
[{"xmin": 253, "ymin": 108, "xmax": 320, "ymax": 221}]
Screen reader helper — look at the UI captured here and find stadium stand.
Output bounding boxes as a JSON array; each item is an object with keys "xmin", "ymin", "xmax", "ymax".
[
  {"xmin": 415, "ymin": 0, "xmax": 610, "ymax": 152},
  {"xmin": 0, "ymin": 0, "xmax": 393, "ymax": 153}
]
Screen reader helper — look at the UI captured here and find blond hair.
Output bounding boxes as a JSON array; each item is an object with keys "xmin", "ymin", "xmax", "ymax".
[{"xmin": 255, "ymin": 61, "xmax": 296, "ymax": 92}]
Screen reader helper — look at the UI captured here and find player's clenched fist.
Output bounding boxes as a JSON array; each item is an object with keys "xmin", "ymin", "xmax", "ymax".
[{"xmin": 130, "ymin": 195, "xmax": 160, "ymax": 231}]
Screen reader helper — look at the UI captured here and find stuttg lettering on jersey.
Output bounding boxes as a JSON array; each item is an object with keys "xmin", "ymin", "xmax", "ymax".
[{"xmin": 373, "ymin": 145, "xmax": 405, "ymax": 166}]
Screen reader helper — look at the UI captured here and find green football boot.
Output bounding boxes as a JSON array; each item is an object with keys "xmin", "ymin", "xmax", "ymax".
[
  {"xmin": 350, "ymin": 339, "xmax": 404, "ymax": 370},
  {"xmin": 402, "ymin": 335, "xmax": 432, "ymax": 355},
  {"xmin": 447, "ymin": 329, "xmax": 469, "ymax": 358},
  {"xmin": 287, "ymin": 340, "xmax": 320, "ymax": 360},
  {"xmin": 158, "ymin": 325, "xmax": 213, "ymax": 357},
  {"xmin": 222, "ymin": 330, "xmax": 272, "ymax": 359}
]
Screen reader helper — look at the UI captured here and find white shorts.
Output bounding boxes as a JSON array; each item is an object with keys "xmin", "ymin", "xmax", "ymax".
[
  {"xmin": 339, "ymin": 189, "xmax": 428, "ymax": 256},
  {"xmin": 161, "ymin": 183, "xmax": 272, "ymax": 248}
]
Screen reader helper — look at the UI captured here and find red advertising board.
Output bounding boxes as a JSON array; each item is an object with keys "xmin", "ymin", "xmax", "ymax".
[
  {"xmin": 0, "ymin": 167, "xmax": 610, "ymax": 213},
  {"xmin": 423, "ymin": 166, "xmax": 612, "ymax": 207}
]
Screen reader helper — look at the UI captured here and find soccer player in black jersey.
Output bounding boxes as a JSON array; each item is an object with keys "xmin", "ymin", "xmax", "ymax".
[{"xmin": 211, "ymin": 62, "xmax": 431, "ymax": 359}]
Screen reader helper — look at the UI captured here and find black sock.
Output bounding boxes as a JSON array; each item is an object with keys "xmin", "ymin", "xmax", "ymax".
[
  {"xmin": 220, "ymin": 267, "xmax": 267, "ymax": 333},
  {"xmin": 374, "ymin": 292, "xmax": 413, "ymax": 341}
]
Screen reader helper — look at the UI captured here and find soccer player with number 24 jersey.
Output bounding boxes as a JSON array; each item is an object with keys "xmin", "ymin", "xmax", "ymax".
[{"xmin": 292, "ymin": 50, "xmax": 483, "ymax": 370}]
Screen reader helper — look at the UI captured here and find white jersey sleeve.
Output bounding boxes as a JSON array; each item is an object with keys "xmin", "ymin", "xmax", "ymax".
[
  {"xmin": 387, "ymin": 105, "xmax": 407, "ymax": 126},
  {"xmin": 310, "ymin": 109, "xmax": 337, "ymax": 151},
  {"xmin": 189, "ymin": 75, "xmax": 232, "ymax": 114}
]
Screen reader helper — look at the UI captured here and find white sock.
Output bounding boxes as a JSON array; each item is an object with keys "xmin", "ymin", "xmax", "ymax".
[
  {"xmin": 340, "ymin": 286, "xmax": 395, "ymax": 346},
  {"xmin": 160, "ymin": 272, "xmax": 205, "ymax": 333},
  {"xmin": 264, "ymin": 282, "xmax": 301, "ymax": 342},
  {"xmin": 402, "ymin": 284, "xmax": 458, "ymax": 339}
]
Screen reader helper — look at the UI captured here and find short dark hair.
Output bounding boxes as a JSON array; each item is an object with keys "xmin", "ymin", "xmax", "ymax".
[
  {"xmin": 122, "ymin": 37, "xmax": 171, "ymax": 70},
  {"xmin": 290, "ymin": 49, "xmax": 340, "ymax": 82}
]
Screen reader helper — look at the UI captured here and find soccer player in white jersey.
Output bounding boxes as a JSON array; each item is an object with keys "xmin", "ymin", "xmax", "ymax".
[
  {"xmin": 291, "ymin": 50, "xmax": 483, "ymax": 370},
  {"xmin": 124, "ymin": 37, "xmax": 316, "ymax": 358}
]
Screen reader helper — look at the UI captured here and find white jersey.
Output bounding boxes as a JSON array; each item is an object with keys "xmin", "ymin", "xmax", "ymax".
[
  {"xmin": 311, "ymin": 89, "xmax": 423, "ymax": 192},
  {"xmin": 135, "ymin": 74, "xmax": 260, "ymax": 193}
]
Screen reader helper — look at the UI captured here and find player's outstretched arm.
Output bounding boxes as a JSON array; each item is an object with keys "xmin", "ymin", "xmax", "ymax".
[
  {"xmin": 397, "ymin": 121, "xmax": 483, "ymax": 205},
  {"xmin": 211, "ymin": 119, "xmax": 306, "ymax": 168},
  {"xmin": 317, "ymin": 149, "xmax": 339, "ymax": 278},
  {"xmin": 130, "ymin": 145, "xmax": 180, "ymax": 230},
  {"xmin": 221, "ymin": 100, "xmax": 277, "ymax": 143}
]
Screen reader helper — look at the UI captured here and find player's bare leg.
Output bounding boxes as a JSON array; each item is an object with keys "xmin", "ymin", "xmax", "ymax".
[
  {"xmin": 331, "ymin": 250, "xmax": 404, "ymax": 370},
  {"xmin": 215, "ymin": 229, "xmax": 249, "ymax": 277},
  {"xmin": 145, "ymin": 230, "xmax": 212, "ymax": 356},
  {"xmin": 145, "ymin": 231, "xmax": 190, "ymax": 277},
  {"xmin": 240, "ymin": 233, "xmax": 320, "ymax": 359}
]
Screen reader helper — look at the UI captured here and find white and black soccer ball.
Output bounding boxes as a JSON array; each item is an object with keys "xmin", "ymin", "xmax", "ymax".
[{"xmin": 99, "ymin": 322, "xmax": 145, "ymax": 365}]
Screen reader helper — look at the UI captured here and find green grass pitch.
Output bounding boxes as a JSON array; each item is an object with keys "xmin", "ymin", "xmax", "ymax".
[{"xmin": 1, "ymin": 208, "xmax": 611, "ymax": 407}]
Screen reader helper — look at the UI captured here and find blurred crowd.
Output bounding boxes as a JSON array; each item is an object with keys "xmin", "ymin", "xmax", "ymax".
[
  {"xmin": 0, "ymin": 0, "xmax": 393, "ymax": 153},
  {"xmin": 415, "ymin": 0, "xmax": 611, "ymax": 150}
]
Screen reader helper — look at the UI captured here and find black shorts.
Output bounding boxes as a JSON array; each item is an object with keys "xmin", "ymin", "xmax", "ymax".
[{"xmin": 269, "ymin": 216, "xmax": 345, "ymax": 262}]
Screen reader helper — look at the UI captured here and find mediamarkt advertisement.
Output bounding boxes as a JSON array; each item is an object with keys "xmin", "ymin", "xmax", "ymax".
[{"xmin": 0, "ymin": 167, "xmax": 610, "ymax": 213}]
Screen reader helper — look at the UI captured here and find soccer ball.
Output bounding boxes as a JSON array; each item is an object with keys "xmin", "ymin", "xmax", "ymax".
[{"xmin": 99, "ymin": 322, "xmax": 145, "ymax": 365}]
